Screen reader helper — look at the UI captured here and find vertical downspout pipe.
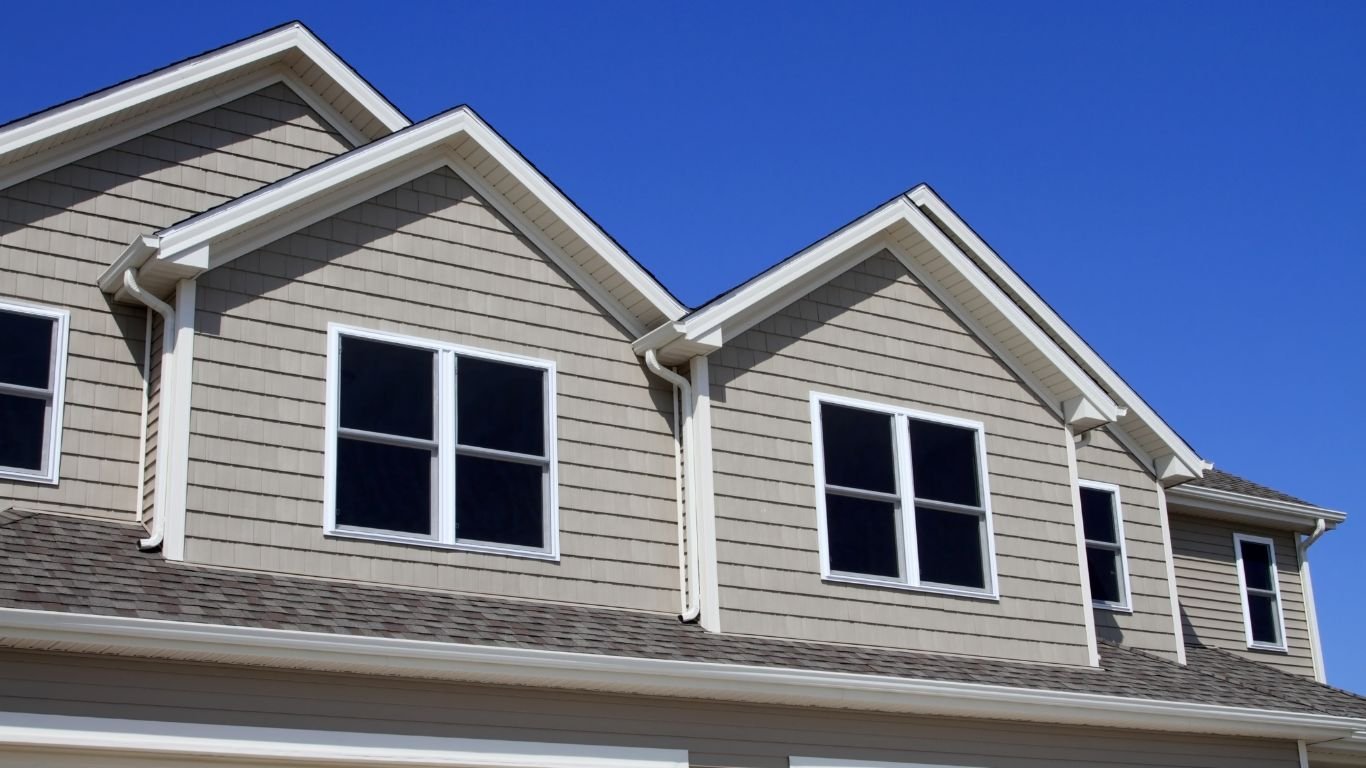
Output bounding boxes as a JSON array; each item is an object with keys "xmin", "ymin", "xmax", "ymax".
[
  {"xmin": 121, "ymin": 268, "xmax": 175, "ymax": 551},
  {"xmin": 644, "ymin": 349, "xmax": 702, "ymax": 622},
  {"xmin": 1299, "ymin": 518, "xmax": 1329, "ymax": 682}
]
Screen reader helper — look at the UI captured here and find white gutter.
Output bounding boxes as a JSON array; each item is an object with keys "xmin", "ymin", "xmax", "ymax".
[
  {"xmin": 1300, "ymin": 518, "xmax": 1330, "ymax": 683},
  {"xmin": 0, "ymin": 608, "xmax": 1360, "ymax": 742},
  {"xmin": 119, "ymin": 268, "xmax": 175, "ymax": 551},
  {"xmin": 643, "ymin": 349, "xmax": 701, "ymax": 622},
  {"xmin": 1166, "ymin": 484, "xmax": 1346, "ymax": 532}
]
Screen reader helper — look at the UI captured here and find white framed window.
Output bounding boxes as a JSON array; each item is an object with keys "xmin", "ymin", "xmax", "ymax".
[
  {"xmin": 1078, "ymin": 480, "xmax": 1131, "ymax": 612},
  {"xmin": 810, "ymin": 392, "xmax": 998, "ymax": 599},
  {"xmin": 323, "ymin": 324, "xmax": 558, "ymax": 560},
  {"xmin": 0, "ymin": 299, "xmax": 69, "ymax": 484},
  {"xmin": 1234, "ymin": 533, "xmax": 1287, "ymax": 651}
]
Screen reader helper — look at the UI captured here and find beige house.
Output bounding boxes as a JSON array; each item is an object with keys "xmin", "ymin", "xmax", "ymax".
[{"xmin": 0, "ymin": 21, "xmax": 1362, "ymax": 768}]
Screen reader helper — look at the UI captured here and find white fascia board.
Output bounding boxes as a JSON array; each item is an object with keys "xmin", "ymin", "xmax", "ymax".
[
  {"xmin": 288, "ymin": 25, "xmax": 409, "ymax": 134},
  {"xmin": 0, "ymin": 608, "xmax": 1360, "ymax": 742},
  {"xmin": 906, "ymin": 185, "xmax": 1207, "ymax": 479},
  {"xmin": 1165, "ymin": 484, "xmax": 1346, "ymax": 531},
  {"xmin": 96, "ymin": 236, "xmax": 160, "ymax": 294},
  {"xmin": 0, "ymin": 712, "xmax": 687, "ymax": 768}
]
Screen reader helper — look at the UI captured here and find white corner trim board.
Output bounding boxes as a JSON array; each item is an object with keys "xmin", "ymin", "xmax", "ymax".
[
  {"xmin": 791, "ymin": 759, "xmax": 970, "ymax": 768},
  {"xmin": 0, "ymin": 608, "xmax": 1360, "ymax": 742},
  {"xmin": 0, "ymin": 712, "xmax": 687, "ymax": 768}
]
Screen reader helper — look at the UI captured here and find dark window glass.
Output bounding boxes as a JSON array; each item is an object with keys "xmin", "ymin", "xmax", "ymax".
[
  {"xmin": 908, "ymin": 419, "xmax": 979, "ymax": 506},
  {"xmin": 1247, "ymin": 594, "xmax": 1280, "ymax": 645},
  {"xmin": 339, "ymin": 337, "xmax": 433, "ymax": 439},
  {"xmin": 457, "ymin": 357, "xmax": 545, "ymax": 456},
  {"xmin": 821, "ymin": 404, "xmax": 896, "ymax": 494},
  {"xmin": 1087, "ymin": 545, "xmax": 1122, "ymax": 603},
  {"xmin": 0, "ymin": 310, "xmax": 54, "ymax": 389},
  {"xmin": 826, "ymin": 493, "xmax": 900, "ymax": 577},
  {"xmin": 1240, "ymin": 540, "xmax": 1275, "ymax": 591},
  {"xmin": 0, "ymin": 394, "xmax": 46, "ymax": 470},
  {"xmin": 334, "ymin": 438, "xmax": 432, "ymax": 535},
  {"xmin": 1080, "ymin": 487, "xmax": 1118, "ymax": 543},
  {"xmin": 915, "ymin": 506, "xmax": 985, "ymax": 588},
  {"xmin": 456, "ymin": 455, "xmax": 544, "ymax": 547}
]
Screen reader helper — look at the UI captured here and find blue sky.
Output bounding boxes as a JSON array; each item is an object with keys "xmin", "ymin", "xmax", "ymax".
[{"xmin": 3, "ymin": 2, "xmax": 1362, "ymax": 689}]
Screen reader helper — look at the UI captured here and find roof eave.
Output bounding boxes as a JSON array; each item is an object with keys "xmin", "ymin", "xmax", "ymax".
[{"xmin": 1165, "ymin": 484, "xmax": 1346, "ymax": 532}]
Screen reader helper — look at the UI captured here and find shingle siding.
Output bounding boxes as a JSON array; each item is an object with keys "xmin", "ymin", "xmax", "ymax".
[
  {"xmin": 0, "ymin": 82, "xmax": 352, "ymax": 520},
  {"xmin": 182, "ymin": 166, "xmax": 680, "ymax": 613},
  {"xmin": 708, "ymin": 248, "xmax": 1093, "ymax": 665}
]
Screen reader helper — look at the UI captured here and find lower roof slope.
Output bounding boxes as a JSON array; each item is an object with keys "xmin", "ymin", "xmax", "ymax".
[
  {"xmin": 1, "ymin": 509, "xmax": 1363, "ymax": 723},
  {"xmin": 1186, "ymin": 468, "xmax": 1313, "ymax": 506}
]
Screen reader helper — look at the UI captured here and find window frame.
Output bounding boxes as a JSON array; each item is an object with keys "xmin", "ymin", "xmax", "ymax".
[
  {"xmin": 810, "ymin": 391, "xmax": 999, "ymax": 600},
  {"xmin": 0, "ymin": 299, "xmax": 70, "ymax": 485},
  {"xmin": 1077, "ymin": 479, "xmax": 1132, "ymax": 613},
  {"xmin": 323, "ymin": 323, "xmax": 559, "ymax": 560},
  {"xmin": 1233, "ymin": 532, "xmax": 1288, "ymax": 652}
]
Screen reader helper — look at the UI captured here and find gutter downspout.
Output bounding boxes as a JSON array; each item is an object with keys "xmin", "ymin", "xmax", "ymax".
[
  {"xmin": 644, "ymin": 349, "xmax": 701, "ymax": 623},
  {"xmin": 121, "ymin": 268, "xmax": 175, "ymax": 551},
  {"xmin": 1299, "ymin": 517, "xmax": 1329, "ymax": 682}
]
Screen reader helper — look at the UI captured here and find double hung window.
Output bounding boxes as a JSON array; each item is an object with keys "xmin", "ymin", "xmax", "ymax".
[
  {"xmin": 325, "ymin": 325, "xmax": 557, "ymax": 558},
  {"xmin": 812, "ymin": 393, "xmax": 997, "ymax": 597},
  {"xmin": 1234, "ymin": 533, "xmax": 1286, "ymax": 650},
  {"xmin": 1078, "ymin": 481, "xmax": 1130, "ymax": 611},
  {"xmin": 0, "ymin": 300, "xmax": 69, "ymax": 483}
]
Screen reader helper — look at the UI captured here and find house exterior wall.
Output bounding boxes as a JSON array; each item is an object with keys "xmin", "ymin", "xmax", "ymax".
[
  {"xmin": 0, "ymin": 649, "xmax": 1303, "ymax": 768},
  {"xmin": 1169, "ymin": 512, "xmax": 1315, "ymax": 677},
  {"xmin": 0, "ymin": 82, "xmax": 352, "ymax": 520},
  {"xmin": 707, "ymin": 248, "xmax": 1093, "ymax": 666},
  {"xmin": 182, "ymin": 166, "xmax": 681, "ymax": 613},
  {"xmin": 1075, "ymin": 427, "xmax": 1181, "ymax": 661}
]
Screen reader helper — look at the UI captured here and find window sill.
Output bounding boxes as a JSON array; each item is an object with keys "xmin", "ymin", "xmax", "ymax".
[
  {"xmin": 325, "ymin": 528, "xmax": 560, "ymax": 562},
  {"xmin": 823, "ymin": 573, "xmax": 999, "ymax": 601},
  {"xmin": 0, "ymin": 467, "xmax": 58, "ymax": 485},
  {"xmin": 1092, "ymin": 601, "xmax": 1133, "ymax": 614},
  {"xmin": 1247, "ymin": 641, "xmax": 1289, "ymax": 654}
]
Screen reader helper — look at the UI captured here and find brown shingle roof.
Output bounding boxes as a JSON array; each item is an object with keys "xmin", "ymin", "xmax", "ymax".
[
  {"xmin": 1, "ymin": 509, "xmax": 1362, "ymax": 720},
  {"xmin": 1186, "ymin": 468, "xmax": 1314, "ymax": 506}
]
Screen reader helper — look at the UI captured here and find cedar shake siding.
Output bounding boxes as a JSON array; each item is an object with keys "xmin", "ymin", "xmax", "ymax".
[
  {"xmin": 0, "ymin": 649, "xmax": 1304, "ymax": 768},
  {"xmin": 1075, "ymin": 426, "xmax": 1182, "ymax": 661},
  {"xmin": 0, "ymin": 82, "xmax": 352, "ymax": 520},
  {"xmin": 708, "ymin": 248, "xmax": 1093, "ymax": 666},
  {"xmin": 183, "ymin": 166, "xmax": 681, "ymax": 613},
  {"xmin": 1170, "ymin": 513, "xmax": 1316, "ymax": 677}
]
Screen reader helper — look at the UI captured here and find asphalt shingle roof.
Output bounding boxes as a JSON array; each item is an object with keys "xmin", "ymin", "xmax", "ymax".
[
  {"xmin": 1186, "ymin": 468, "xmax": 1314, "ymax": 506},
  {"xmin": 1, "ymin": 509, "xmax": 1362, "ymax": 720}
]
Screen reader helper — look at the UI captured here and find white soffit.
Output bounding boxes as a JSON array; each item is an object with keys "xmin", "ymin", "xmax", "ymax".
[
  {"xmin": 99, "ymin": 107, "xmax": 685, "ymax": 336},
  {"xmin": 0, "ymin": 22, "xmax": 409, "ymax": 191}
]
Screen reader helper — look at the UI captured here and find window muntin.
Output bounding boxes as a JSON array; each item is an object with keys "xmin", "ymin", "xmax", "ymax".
[
  {"xmin": 325, "ymin": 325, "xmax": 558, "ymax": 559},
  {"xmin": 0, "ymin": 301, "xmax": 69, "ymax": 483},
  {"xmin": 1234, "ymin": 533, "xmax": 1286, "ymax": 650},
  {"xmin": 1078, "ymin": 481, "xmax": 1131, "ymax": 611},
  {"xmin": 812, "ymin": 393, "xmax": 997, "ymax": 598}
]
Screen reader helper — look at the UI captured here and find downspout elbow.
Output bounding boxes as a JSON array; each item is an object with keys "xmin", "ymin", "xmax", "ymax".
[
  {"xmin": 644, "ymin": 349, "xmax": 702, "ymax": 623},
  {"xmin": 122, "ymin": 268, "xmax": 175, "ymax": 551}
]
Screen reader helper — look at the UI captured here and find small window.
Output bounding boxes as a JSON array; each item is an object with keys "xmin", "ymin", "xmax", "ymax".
[
  {"xmin": 1234, "ymin": 533, "xmax": 1286, "ymax": 650},
  {"xmin": 325, "ymin": 325, "xmax": 557, "ymax": 558},
  {"xmin": 812, "ymin": 393, "xmax": 997, "ymax": 598},
  {"xmin": 1078, "ymin": 481, "xmax": 1130, "ymax": 611},
  {"xmin": 0, "ymin": 300, "xmax": 69, "ymax": 484}
]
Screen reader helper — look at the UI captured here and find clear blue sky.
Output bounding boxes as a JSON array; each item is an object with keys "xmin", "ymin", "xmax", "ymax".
[{"xmin": 3, "ymin": 2, "xmax": 1362, "ymax": 690}]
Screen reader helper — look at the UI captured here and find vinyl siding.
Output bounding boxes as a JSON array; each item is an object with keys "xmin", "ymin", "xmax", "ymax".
[
  {"xmin": 183, "ymin": 166, "xmax": 680, "ymax": 613},
  {"xmin": 0, "ymin": 83, "xmax": 352, "ymax": 520},
  {"xmin": 1076, "ymin": 427, "xmax": 1180, "ymax": 660},
  {"xmin": 709, "ymin": 248, "xmax": 1092, "ymax": 665},
  {"xmin": 1169, "ymin": 513, "xmax": 1315, "ymax": 677},
  {"xmin": 0, "ymin": 649, "xmax": 1303, "ymax": 768},
  {"xmin": 141, "ymin": 312, "xmax": 163, "ymax": 527}
]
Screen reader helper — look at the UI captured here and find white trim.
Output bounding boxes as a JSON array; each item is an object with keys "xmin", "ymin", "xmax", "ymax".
[
  {"xmin": 1166, "ymin": 483, "xmax": 1345, "ymax": 532},
  {"xmin": 0, "ymin": 608, "xmax": 1359, "ymax": 741},
  {"xmin": 690, "ymin": 355, "xmax": 722, "ymax": 632},
  {"xmin": 0, "ymin": 299, "xmax": 70, "ymax": 485},
  {"xmin": 1077, "ymin": 479, "xmax": 1133, "ymax": 613},
  {"xmin": 323, "ymin": 323, "xmax": 560, "ymax": 560},
  {"xmin": 0, "ymin": 712, "xmax": 686, "ymax": 768},
  {"xmin": 1233, "ymin": 532, "xmax": 1289, "ymax": 652},
  {"xmin": 792, "ymin": 759, "xmax": 967, "ymax": 768},
  {"xmin": 1155, "ymin": 482, "xmax": 1188, "ymax": 665},
  {"xmin": 1064, "ymin": 429, "xmax": 1101, "ymax": 667},
  {"xmin": 1302, "ymin": 549, "xmax": 1327, "ymax": 683},
  {"xmin": 160, "ymin": 279, "xmax": 196, "ymax": 562},
  {"xmin": 810, "ymin": 391, "xmax": 1000, "ymax": 600}
]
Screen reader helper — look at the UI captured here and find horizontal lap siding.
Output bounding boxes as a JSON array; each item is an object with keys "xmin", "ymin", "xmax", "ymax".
[
  {"xmin": 1076, "ymin": 428, "xmax": 1179, "ymax": 660},
  {"xmin": 184, "ymin": 166, "xmax": 679, "ymax": 613},
  {"xmin": 141, "ymin": 312, "xmax": 162, "ymax": 527},
  {"xmin": 1170, "ymin": 513, "xmax": 1315, "ymax": 676},
  {"xmin": 0, "ymin": 83, "xmax": 351, "ymax": 520},
  {"xmin": 710, "ymin": 249, "xmax": 1092, "ymax": 665},
  {"xmin": 0, "ymin": 650, "xmax": 1301, "ymax": 768}
]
